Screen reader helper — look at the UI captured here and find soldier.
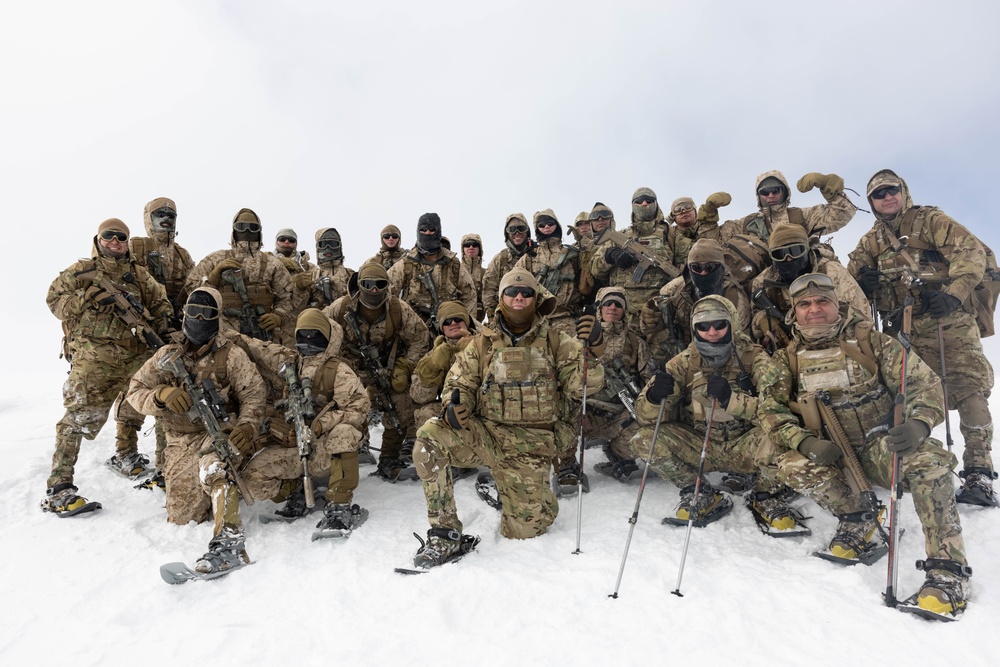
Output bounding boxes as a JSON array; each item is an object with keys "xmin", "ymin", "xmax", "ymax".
[
  {"xmin": 460, "ymin": 233, "xmax": 486, "ymax": 322},
  {"xmin": 324, "ymin": 263, "xmax": 429, "ymax": 481},
  {"xmin": 589, "ymin": 286, "xmax": 651, "ymax": 483},
  {"xmin": 515, "ymin": 209, "xmax": 583, "ymax": 336},
  {"xmin": 568, "ymin": 211, "xmax": 598, "ymax": 305},
  {"xmin": 591, "ymin": 189, "xmax": 676, "ymax": 327},
  {"xmin": 185, "ymin": 208, "xmax": 294, "ymax": 342},
  {"xmin": 126, "ymin": 286, "xmax": 266, "ymax": 573},
  {"xmin": 388, "ymin": 212, "xmax": 477, "ymax": 336},
  {"xmin": 239, "ymin": 309, "xmax": 372, "ymax": 535},
  {"xmin": 630, "ymin": 295, "xmax": 806, "ymax": 533},
  {"xmin": 129, "ymin": 197, "xmax": 196, "ymax": 489},
  {"xmin": 750, "ymin": 223, "xmax": 868, "ymax": 354},
  {"xmin": 640, "ymin": 239, "xmax": 751, "ymax": 366},
  {"xmin": 272, "ymin": 227, "xmax": 312, "ymax": 271},
  {"xmin": 666, "ymin": 195, "xmax": 723, "ymax": 269},
  {"xmin": 303, "ymin": 227, "xmax": 356, "ymax": 311},
  {"xmin": 268, "ymin": 228, "xmax": 315, "ymax": 346},
  {"xmin": 756, "ymin": 273, "xmax": 971, "ymax": 616},
  {"xmin": 848, "ymin": 169, "xmax": 996, "ymax": 507},
  {"xmin": 43, "ymin": 218, "xmax": 172, "ymax": 515},
  {"xmin": 410, "ymin": 301, "xmax": 478, "ymax": 428},
  {"xmin": 482, "ymin": 213, "xmax": 533, "ymax": 319},
  {"xmin": 409, "ymin": 268, "xmax": 604, "ymax": 568},
  {"xmin": 365, "ymin": 225, "xmax": 406, "ymax": 270}
]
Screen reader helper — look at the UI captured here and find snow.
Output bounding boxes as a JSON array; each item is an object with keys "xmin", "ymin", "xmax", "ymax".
[{"xmin": 1, "ymin": 368, "xmax": 997, "ymax": 666}]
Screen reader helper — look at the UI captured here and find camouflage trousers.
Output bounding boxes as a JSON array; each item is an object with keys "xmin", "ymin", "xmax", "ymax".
[
  {"xmin": 367, "ymin": 388, "xmax": 415, "ymax": 462},
  {"xmin": 161, "ymin": 430, "xmax": 230, "ymax": 525},
  {"xmin": 414, "ymin": 416, "xmax": 558, "ymax": 539},
  {"xmin": 775, "ymin": 435, "xmax": 965, "ymax": 564},
  {"xmin": 49, "ymin": 348, "xmax": 148, "ymax": 488},
  {"xmin": 242, "ymin": 423, "xmax": 363, "ymax": 504},
  {"xmin": 587, "ymin": 410, "xmax": 641, "ymax": 461},
  {"xmin": 911, "ymin": 312, "xmax": 994, "ymax": 470}
]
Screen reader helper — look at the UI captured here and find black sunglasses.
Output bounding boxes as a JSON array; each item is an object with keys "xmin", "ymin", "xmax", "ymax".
[
  {"xmin": 502, "ymin": 286, "xmax": 535, "ymax": 299},
  {"xmin": 871, "ymin": 185, "xmax": 901, "ymax": 200},
  {"xmin": 462, "ymin": 242, "xmax": 480, "ymax": 248},
  {"xmin": 100, "ymin": 230, "xmax": 128, "ymax": 242},
  {"xmin": 442, "ymin": 317, "xmax": 465, "ymax": 327},
  {"xmin": 689, "ymin": 262, "xmax": 720, "ymax": 275},
  {"xmin": 382, "ymin": 233, "xmax": 400, "ymax": 240},
  {"xmin": 694, "ymin": 319, "xmax": 729, "ymax": 332},
  {"xmin": 757, "ymin": 186, "xmax": 784, "ymax": 197},
  {"xmin": 633, "ymin": 196, "xmax": 656, "ymax": 206},
  {"xmin": 276, "ymin": 236, "xmax": 296, "ymax": 244}
]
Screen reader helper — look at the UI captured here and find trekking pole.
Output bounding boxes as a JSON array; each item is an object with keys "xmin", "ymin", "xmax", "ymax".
[
  {"xmin": 937, "ymin": 322, "xmax": 954, "ymax": 452},
  {"xmin": 572, "ymin": 309, "xmax": 593, "ymax": 555},
  {"xmin": 885, "ymin": 298, "xmax": 913, "ymax": 607},
  {"xmin": 672, "ymin": 392, "xmax": 718, "ymax": 598},
  {"xmin": 609, "ymin": 398, "xmax": 667, "ymax": 598}
]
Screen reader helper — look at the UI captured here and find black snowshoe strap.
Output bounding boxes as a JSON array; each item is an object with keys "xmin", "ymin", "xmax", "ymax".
[{"xmin": 916, "ymin": 558, "xmax": 972, "ymax": 578}]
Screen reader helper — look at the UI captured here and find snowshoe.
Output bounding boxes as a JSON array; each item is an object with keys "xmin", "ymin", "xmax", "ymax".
[
  {"xmin": 312, "ymin": 503, "xmax": 369, "ymax": 540},
  {"xmin": 396, "ymin": 528, "xmax": 480, "ymax": 574},
  {"xmin": 746, "ymin": 490, "xmax": 812, "ymax": 538},
  {"xmin": 955, "ymin": 467, "xmax": 998, "ymax": 508},
  {"xmin": 372, "ymin": 457, "xmax": 413, "ymax": 482},
  {"xmin": 475, "ymin": 471, "xmax": 501, "ymax": 510},
  {"xmin": 895, "ymin": 559, "xmax": 971, "ymax": 621},
  {"xmin": 813, "ymin": 509, "xmax": 891, "ymax": 566},
  {"xmin": 161, "ymin": 532, "xmax": 251, "ymax": 585},
  {"xmin": 720, "ymin": 472, "xmax": 756, "ymax": 494},
  {"xmin": 662, "ymin": 482, "xmax": 733, "ymax": 528},
  {"xmin": 258, "ymin": 492, "xmax": 325, "ymax": 524},
  {"xmin": 134, "ymin": 468, "xmax": 165, "ymax": 491},
  {"xmin": 40, "ymin": 483, "xmax": 102, "ymax": 517},
  {"xmin": 555, "ymin": 461, "xmax": 590, "ymax": 497},
  {"xmin": 594, "ymin": 443, "xmax": 641, "ymax": 483},
  {"xmin": 357, "ymin": 434, "xmax": 377, "ymax": 466},
  {"xmin": 105, "ymin": 451, "xmax": 152, "ymax": 479}
]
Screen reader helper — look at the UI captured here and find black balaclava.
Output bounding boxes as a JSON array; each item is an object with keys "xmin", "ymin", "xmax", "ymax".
[
  {"xmin": 416, "ymin": 213, "xmax": 442, "ymax": 255},
  {"xmin": 183, "ymin": 290, "xmax": 219, "ymax": 345},
  {"xmin": 296, "ymin": 330, "xmax": 329, "ymax": 357},
  {"xmin": 317, "ymin": 228, "xmax": 344, "ymax": 264},
  {"xmin": 775, "ymin": 254, "xmax": 812, "ymax": 285},
  {"xmin": 691, "ymin": 265, "xmax": 725, "ymax": 299}
]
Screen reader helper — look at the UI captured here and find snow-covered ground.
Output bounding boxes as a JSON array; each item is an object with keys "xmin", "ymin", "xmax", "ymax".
[{"xmin": 1, "ymin": 368, "xmax": 996, "ymax": 666}]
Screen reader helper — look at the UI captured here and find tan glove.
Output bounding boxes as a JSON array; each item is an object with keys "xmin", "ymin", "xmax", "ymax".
[
  {"xmin": 698, "ymin": 192, "xmax": 731, "ymax": 223},
  {"xmin": 292, "ymin": 272, "xmax": 315, "ymax": 291},
  {"xmin": 154, "ymin": 385, "xmax": 193, "ymax": 414},
  {"xmin": 278, "ymin": 256, "xmax": 299, "ymax": 272},
  {"xmin": 799, "ymin": 436, "xmax": 841, "ymax": 466},
  {"xmin": 229, "ymin": 422, "xmax": 257, "ymax": 454},
  {"xmin": 258, "ymin": 312, "xmax": 283, "ymax": 332},
  {"xmin": 391, "ymin": 357, "xmax": 414, "ymax": 394},
  {"xmin": 444, "ymin": 389, "xmax": 469, "ymax": 430},
  {"xmin": 796, "ymin": 172, "xmax": 844, "ymax": 201},
  {"xmin": 415, "ymin": 340, "xmax": 454, "ymax": 387},
  {"xmin": 208, "ymin": 258, "xmax": 243, "ymax": 286}
]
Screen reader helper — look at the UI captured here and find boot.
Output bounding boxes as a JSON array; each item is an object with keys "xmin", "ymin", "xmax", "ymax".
[
  {"xmin": 315, "ymin": 503, "xmax": 369, "ymax": 532},
  {"xmin": 956, "ymin": 467, "xmax": 998, "ymax": 508},
  {"xmin": 40, "ymin": 482, "xmax": 100, "ymax": 516},
  {"xmin": 747, "ymin": 490, "xmax": 808, "ymax": 535},
  {"xmin": 828, "ymin": 510, "xmax": 880, "ymax": 560},
  {"xmin": 674, "ymin": 481, "xmax": 732, "ymax": 526},
  {"xmin": 412, "ymin": 527, "xmax": 465, "ymax": 569},
  {"xmin": 556, "ymin": 459, "xmax": 590, "ymax": 496},
  {"xmin": 915, "ymin": 559, "xmax": 972, "ymax": 616},
  {"xmin": 194, "ymin": 528, "xmax": 250, "ymax": 574},
  {"xmin": 593, "ymin": 442, "xmax": 640, "ymax": 483},
  {"xmin": 274, "ymin": 487, "xmax": 314, "ymax": 520},
  {"xmin": 106, "ymin": 451, "xmax": 151, "ymax": 479}
]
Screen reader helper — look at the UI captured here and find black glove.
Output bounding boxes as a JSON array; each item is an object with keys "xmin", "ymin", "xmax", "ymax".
[
  {"xmin": 576, "ymin": 313, "xmax": 602, "ymax": 347},
  {"xmin": 604, "ymin": 247, "xmax": 625, "ymax": 266},
  {"xmin": 647, "ymin": 369, "xmax": 676, "ymax": 403},
  {"xmin": 798, "ymin": 436, "xmax": 841, "ymax": 466},
  {"xmin": 706, "ymin": 374, "xmax": 732, "ymax": 408},
  {"xmin": 923, "ymin": 291, "xmax": 962, "ymax": 319},
  {"xmin": 856, "ymin": 266, "xmax": 882, "ymax": 298},
  {"xmin": 885, "ymin": 420, "xmax": 929, "ymax": 457},
  {"xmin": 615, "ymin": 252, "xmax": 638, "ymax": 269},
  {"xmin": 444, "ymin": 389, "xmax": 469, "ymax": 430}
]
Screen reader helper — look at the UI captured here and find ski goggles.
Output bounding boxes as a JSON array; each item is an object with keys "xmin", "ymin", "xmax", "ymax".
[
  {"xmin": 589, "ymin": 211, "xmax": 613, "ymax": 221},
  {"xmin": 233, "ymin": 221, "xmax": 261, "ymax": 233},
  {"xmin": 672, "ymin": 203, "xmax": 695, "ymax": 214},
  {"xmin": 633, "ymin": 195, "xmax": 656, "ymax": 206},
  {"xmin": 276, "ymin": 236, "xmax": 297, "ymax": 244},
  {"xmin": 183, "ymin": 303, "xmax": 219, "ymax": 321},
  {"xmin": 502, "ymin": 286, "xmax": 535, "ymax": 299},
  {"xmin": 870, "ymin": 185, "xmax": 901, "ymax": 200},
  {"xmin": 688, "ymin": 262, "xmax": 721, "ymax": 275},
  {"xmin": 317, "ymin": 239, "xmax": 342, "ymax": 250},
  {"xmin": 100, "ymin": 230, "xmax": 128, "ymax": 242},
  {"xmin": 789, "ymin": 273, "xmax": 836, "ymax": 300},
  {"xmin": 757, "ymin": 186, "xmax": 784, "ymax": 197},
  {"xmin": 360, "ymin": 278, "xmax": 388, "ymax": 291},
  {"xmin": 694, "ymin": 319, "xmax": 730, "ymax": 333},
  {"xmin": 770, "ymin": 243, "xmax": 809, "ymax": 262},
  {"xmin": 506, "ymin": 225, "xmax": 529, "ymax": 235}
]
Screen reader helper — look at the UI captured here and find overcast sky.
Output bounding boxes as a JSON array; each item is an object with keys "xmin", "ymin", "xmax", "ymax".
[{"xmin": 3, "ymin": 0, "xmax": 999, "ymax": 375}]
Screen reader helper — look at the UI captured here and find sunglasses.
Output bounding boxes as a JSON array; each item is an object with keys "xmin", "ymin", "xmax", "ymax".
[
  {"xmin": 757, "ymin": 186, "xmax": 784, "ymax": 197},
  {"xmin": 183, "ymin": 303, "xmax": 219, "ymax": 321},
  {"xmin": 694, "ymin": 319, "xmax": 729, "ymax": 333},
  {"xmin": 233, "ymin": 221, "xmax": 261, "ymax": 233},
  {"xmin": 441, "ymin": 317, "xmax": 465, "ymax": 327},
  {"xmin": 318, "ymin": 239, "xmax": 342, "ymax": 250},
  {"xmin": 789, "ymin": 273, "xmax": 836, "ymax": 299},
  {"xmin": 276, "ymin": 236, "xmax": 297, "ymax": 244},
  {"xmin": 537, "ymin": 219, "xmax": 557, "ymax": 228},
  {"xmin": 770, "ymin": 243, "xmax": 808, "ymax": 262},
  {"xmin": 871, "ymin": 185, "xmax": 901, "ymax": 200},
  {"xmin": 360, "ymin": 278, "xmax": 388, "ymax": 291},
  {"xmin": 462, "ymin": 242, "xmax": 480, "ymax": 248},
  {"xmin": 689, "ymin": 262, "xmax": 720, "ymax": 275},
  {"xmin": 633, "ymin": 196, "xmax": 656, "ymax": 206},
  {"xmin": 382, "ymin": 233, "xmax": 400, "ymax": 240},
  {"xmin": 502, "ymin": 286, "xmax": 535, "ymax": 299},
  {"xmin": 100, "ymin": 230, "xmax": 128, "ymax": 242},
  {"xmin": 506, "ymin": 225, "xmax": 529, "ymax": 234}
]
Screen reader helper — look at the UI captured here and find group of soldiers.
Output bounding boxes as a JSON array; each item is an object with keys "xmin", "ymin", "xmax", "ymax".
[{"xmin": 43, "ymin": 168, "xmax": 996, "ymax": 617}]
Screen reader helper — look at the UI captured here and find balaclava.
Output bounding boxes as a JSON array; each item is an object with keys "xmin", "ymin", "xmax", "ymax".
[
  {"xmin": 691, "ymin": 296, "xmax": 734, "ymax": 369},
  {"xmin": 232, "ymin": 208, "xmax": 262, "ymax": 253},
  {"xmin": 295, "ymin": 308, "xmax": 331, "ymax": 357},
  {"xmin": 631, "ymin": 186, "xmax": 659, "ymax": 226},
  {"xmin": 768, "ymin": 223, "xmax": 812, "ymax": 284},
  {"xmin": 416, "ymin": 212, "xmax": 442, "ymax": 255},
  {"xmin": 357, "ymin": 262, "xmax": 390, "ymax": 310},
  {"xmin": 144, "ymin": 197, "xmax": 177, "ymax": 245},
  {"xmin": 380, "ymin": 224, "xmax": 402, "ymax": 252},
  {"xmin": 497, "ymin": 268, "xmax": 538, "ymax": 334},
  {"xmin": 687, "ymin": 239, "xmax": 726, "ymax": 298},
  {"xmin": 183, "ymin": 288, "xmax": 220, "ymax": 346},
  {"xmin": 315, "ymin": 227, "xmax": 344, "ymax": 265}
]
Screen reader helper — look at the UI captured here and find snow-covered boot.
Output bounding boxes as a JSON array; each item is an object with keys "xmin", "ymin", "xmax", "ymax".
[
  {"xmin": 412, "ymin": 528, "xmax": 467, "ymax": 569},
  {"xmin": 747, "ymin": 490, "xmax": 810, "ymax": 536},
  {"xmin": 593, "ymin": 443, "xmax": 640, "ymax": 483},
  {"xmin": 40, "ymin": 482, "xmax": 101, "ymax": 517},
  {"xmin": 913, "ymin": 559, "xmax": 972, "ymax": 617},
  {"xmin": 956, "ymin": 467, "xmax": 998, "ymax": 508},
  {"xmin": 106, "ymin": 451, "xmax": 151, "ymax": 479},
  {"xmin": 668, "ymin": 481, "xmax": 732, "ymax": 527},
  {"xmin": 194, "ymin": 529, "xmax": 250, "ymax": 574}
]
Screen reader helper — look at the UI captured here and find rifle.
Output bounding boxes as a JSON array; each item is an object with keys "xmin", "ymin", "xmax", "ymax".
[
  {"xmin": 595, "ymin": 227, "xmax": 680, "ymax": 281},
  {"xmin": 276, "ymin": 360, "xmax": 316, "ymax": 509},
  {"xmin": 157, "ymin": 348, "xmax": 254, "ymax": 504},
  {"xmin": 343, "ymin": 311, "xmax": 403, "ymax": 431},
  {"xmin": 221, "ymin": 268, "xmax": 270, "ymax": 341},
  {"xmin": 655, "ymin": 297, "xmax": 687, "ymax": 361},
  {"xmin": 537, "ymin": 247, "xmax": 576, "ymax": 295},
  {"xmin": 316, "ymin": 275, "xmax": 333, "ymax": 306},
  {"xmin": 600, "ymin": 358, "xmax": 640, "ymax": 426},
  {"xmin": 86, "ymin": 271, "xmax": 166, "ymax": 350},
  {"xmin": 751, "ymin": 288, "xmax": 793, "ymax": 337},
  {"xmin": 416, "ymin": 270, "xmax": 442, "ymax": 335},
  {"xmin": 809, "ymin": 390, "xmax": 880, "ymax": 512}
]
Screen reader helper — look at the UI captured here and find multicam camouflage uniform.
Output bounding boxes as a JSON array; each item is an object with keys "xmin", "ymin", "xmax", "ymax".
[
  {"xmin": 388, "ymin": 246, "xmax": 478, "ymax": 335},
  {"xmin": 46, "ymin": 227, "xmax": 171, "ymax": 490},
  {"xmin": 460, "ymin": 233, "xmax": 486, "ymax": 322},
  {"xmin": 666, "ymin": 196, "xmax": 723, "ymax": 269},
  {"xmin": 514, "ymin": 210, "xmax": 583, "ymax": 337},
  {"xmin": 482, "ymin": 213, "xmax": 533, "ymax": 318},
  {"xmin": 755, "ymin": 307, "xmax": 967, "ymax": 566}
]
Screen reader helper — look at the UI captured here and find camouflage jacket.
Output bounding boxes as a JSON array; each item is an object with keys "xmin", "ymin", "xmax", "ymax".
[
  {"xmin": 590, "ymin": 320, "xmax": 650, "ymax": 411},
  {"xmin": 364, "ymin": 247, "xmax": 405, "ymax": 271},
  {"xmin": 514, "ymin": 237, "xmax": 582, "ymax": 316},
  {"xmin": 324, "ymin": 294, "xmax": 429, "ymax": 381},
  {"xmin": 306, "ymin": 261, "xmax": 355, "ymax": 310},
  {"xmin": 388, "ymin": 247, "xmax": 477, "ymax": 327},
  {"xmin": 667, "ymin": 220, "xmax": 722, "ymax": 270},
  {"xmin": 410, "ymin": 334, "xmax": 474, "ymax": 406},
  {"xmin": 482, "ymin": 246, "xmax": 526, "ymax": 316}
]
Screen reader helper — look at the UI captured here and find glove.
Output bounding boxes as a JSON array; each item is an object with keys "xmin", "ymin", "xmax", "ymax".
[
  {"xmin": 258, "ymin": 312, "xmax": 283, "ymax": 332},
  {"xmin": 604, "ymin": 247, "xmax": 625, "ymax": 266},
  {"xmin": 646, "ymin": 368, "xmax": 676, "ymax": 403},
  {"xmin": 923, "ymin": 291, "xmax": 962, "ymax": 319},
  {"xmin": 444, "ymin": 389, "xmax": 469, "ymax": 430},
  {"xmin": 798, "ymin": 436, "xmax": 841, "ymax": 466},
  {"xmin": 797, "ymin": 172, "xmax": 845, "ymax": 201},
  {"xmin": 292, "ymin": 272, "xmax": 315, "ymax": 291},
  {"xmin": 706, "ymin": 374, "xmax": 732, "ymax": 408},
  {"xmin": 311, "ymin": 418, "xmax": 325, "ymax": 438},
  {"xmin": 84, "ymin": 284, "xmax": 117, "ymax": 314},
  {"xmin": 390, "ymin": 357, "xmax": 414, "ymax": 394},
  {"xmin": 415, "ymin": 340, "xmax": 454, "ymax": 386},
  {"xmin": 576, "ymin": 313, "xmax": 603, "ymax": 347},
  {"xmin": 228, "ymin": 422, "xmax": 257, "ymax": 455},
  {"xmin": 856, "ymin": 265, "xmax": 882, "ymax": 298},
  {"xmin": 208, "ymin": 258, "xmax": 243, "ymax": 286},
  {"xmin": 697, "ymin": 191, "xmax": 732, "ymax": 224},
  {"xmin": 154, "ymin": 385, "xmax": 193, "ymax": 414},
  {"xmin": 278, "ymin": 256, "xmax": 299, "ymax": 272},
  {"xmin": 885, "ymin": 420, "xmax": 929, "ymax": 457},
  {"xmin": 616, "ymin": 252, "xmax": 638, "ymax": 269}
]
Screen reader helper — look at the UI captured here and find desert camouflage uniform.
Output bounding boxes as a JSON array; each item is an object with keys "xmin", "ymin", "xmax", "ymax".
[
  {"xmin": 847, "ymin": 172, "xmax": 994, "ymax": 472},
  {"xmin": 126, "ymin": 322, "xmax": 267, "ymax": 525},
  {"xmin": 482, "ymin": 213, "xmax": 532, "ymax": 319},
  {"xmin": 46, "ymin": 236, "xmax": 171, "ymax": 488},
  {"xmin": 413, "ymin": 315, "xmax": 604, "ymax": 539},
  {"xmin": 460, "ymin": 233, "xmax": 486, "ymax": 322},
  {"xmin": 364, "ymin": 224, "xmax": 406, "ymax": 271},
  {"xmin": 756, "ymin": 311, "xmax": 966, "ymax": 565},
  {"xmin": 267, "ymin": 251, "xmax": 315, "ymax": 348},
  {"xmin": 388, "ymin": 247, "xmax": 477, "ymax": 335}
]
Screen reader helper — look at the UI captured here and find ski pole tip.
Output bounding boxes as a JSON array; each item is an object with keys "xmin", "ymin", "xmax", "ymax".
[
  {"xmin": 671, "ymin": 589, "xmax": 684, "ymax": 598},
  {"xmin": 608, "ymin": 592, "xmax": 618, "ymax": 599}
]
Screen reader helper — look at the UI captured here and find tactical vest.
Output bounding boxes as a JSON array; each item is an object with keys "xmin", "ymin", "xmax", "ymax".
[
  {"xmin": 219, "ymin": 281, "xmax": 275, "ymax": 312},
  {"xmin": 476, "ymin": 328, "xmax": 562, "ymax": 428},
  {"xmin": 533, "ymin": 245, "xmax": 579, "ymax": 295},
  {"xmin": 682, "ymin": 345, "xmax": 758, "ymax": 438},
  {"xmin": 400, "ymin": 256, "xmax": 462, "ymax": 312}
]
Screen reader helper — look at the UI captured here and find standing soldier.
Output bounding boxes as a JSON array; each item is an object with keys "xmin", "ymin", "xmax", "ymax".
[
  {"xmin": 43, "ymin": 218, "xmax": 171, "ymax": 515},
  {"xmin": 756, "ymin": 273, "xmax": 971, "ymax": 617},
  {"xmin": 129, "ymin": 197, "xmax": 196, "ymax": 489},
  {"xmin": 304, "ymin": 227, "xmax": 356, "ymax": 310},
  {"xmin": 268, "ymin": 228, "xmax": 315, "ymax": 346},
  {"xmin": 126, "ymin": 287, "xmax": 266, "ymax": 573},
  {"xmin": 482, "ymin": 213, "xmax": 533, "ymax": 320},
  {"xmin": 365, "ymin": 225, "xmax": 406, "ymax": 270},
  {"xmin": 324, "ymin": 263, "xmax": 429, "ymax": 481},
  {"xmin": 388, "ymin": 213, "xmax": 477, "ymax": 336},
  {"xmin": 515, "ymin": 209, "xmax": 583, "ymax": 336},
  {"xmin": 666, "ymin": 195, "xmax": 723, "ymax": 269},
  {"xmin": 568, "ymin": 211, "xmax": 598, "ymax": 306},
  {"xmin": 460, "ymin": 233, "xmax": 487, "ymax": 322},
  {"xmin": 185, "ymin": 208, "xmax": 294, "ymax": 342},
  {"xmin": 408, "ymin": 268, "xmax": 604, "ymax": 568},
  {"xmin": 848, "ymin": 169, "xmax": 997, "ymax": 507}
]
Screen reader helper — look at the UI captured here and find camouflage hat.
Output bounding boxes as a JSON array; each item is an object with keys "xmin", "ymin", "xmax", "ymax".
[
  {"xmin": 358, "ymin": 262, "xmax": 389, "ymax": 282},
  {"xmin": 866, "ymin": 169, "xmax": 902, "ymax": 198},
  {"xmin": 668, "ymin": 196, "xmax": 696, "ymax": 221},
  {"xmin": 768, "ymin": 223, "xmax": 809, "ymax": 250},
  {"xmin": 687, "ymin": 238, "xmax": 725, "ymax": 265},
  {"xmin": 381, "ymin": 224, "xmax": 401, "ymax": 237},
  {"xmin": 789, "ymin": 272, "xmax": 837, "ymax": 306},
  {"xmin": 691, "ymin": 295, "xmax": 734, "ymax": 327},
  {"xmin": 499, "ymin": 267, "xmax": 539, "ymax": 296},
  {"xmin": 295, "ymin": 307, "xmax": 332, "ymax": 340},
  {"xmin": 574, "ymin": 211, "xmax": 590, "ymax": 224},
  {"xmin": 596, "ymin": 285, "xmax": 627, "ymax": 311},
  {"xmin": 98, "ymin": 218, "xmax": 129, "ymax": 237},
  {"xmin": 632, "ymin": 187, "xmax": 657, "ymax": 203},
  {"xmin": 757, "ymin": 176, "xmax": 784, "ymax": 192},
  {"xmin": 233, "ymin": 208, "xmax": 260, "ymax": 225},
  {"xmin": 276, "ymin": 228, "xmax": 297, "ymax": 241},
  {"xmin": 437, "ymin": 300, "xmax": 471, "ymax": 328}
]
